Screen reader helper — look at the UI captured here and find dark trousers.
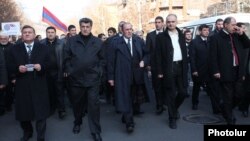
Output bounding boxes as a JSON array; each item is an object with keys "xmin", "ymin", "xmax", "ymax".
[
  {"xmin": 0, "ymin": 90, "xmax": 5, "ymax": 114},
  {"xmin": 4, "ymin": 83, "xmax": 14, "ymax": 109},
  {"xmin": 20, "ymin": 119, "xmax": 46, "ymax": 140},
  {"xmin": 220, "ymin": 81, "xmax": 243, "ymax": 123},
  {"xmin": 70, "ymin": 85, "xmax": 101, "ymax": 134},
  {"xmin": 0, "ymin": 83, "xmax": 14, "ymax": 113},
  {"xmin": 192, "ymin": 78, "xmax": 222, "ymax": 113},
  {"xmin": 165, "ymin": 62, "xmax": 186, "ymax": 119},
  {"xmin": 47, "ymin": 75, "xmax": 65, "ymax": 114},
  {"xmin": 209, "ymin": 78, "xmax": 222, "ymax": 113},
  {"xmin": 123, "ymin": 83, "xmax": 144, "ymax": 124},
  {"xmin": 220, "ymin": 67, "xmax": 244, "ymax": 123},
  {"xmin": 192, "ymin": 80, "xmax": 210, "ymax": 105},
  {"xmin": 239, "ymin": 76, "xmax": 250, "ymax": 111},
  {"xmin": 152, "ymin": 69, "xmax": 165, "ymax": 108}
]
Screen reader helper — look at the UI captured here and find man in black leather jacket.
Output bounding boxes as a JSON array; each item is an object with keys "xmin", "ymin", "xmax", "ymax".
[{"xmin": 40, "ymin": 26, "xmax": 66, "ymax": 119}]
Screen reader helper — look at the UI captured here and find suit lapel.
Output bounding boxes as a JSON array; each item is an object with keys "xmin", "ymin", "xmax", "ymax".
[
  {"xmin": 133, "ymin": 38, "xmax": 142, "ymax": 58},
  {"xmin": 152, "ymin": 31, "xmax": 157, "ymax": 47},
  {"xmin": 20, "ymin": 43, "xmax": 29, "ymax": 63},
  {"xmin": 30, "ymin": 42, "xmax": 40, "ymax": 62},
  {"xmin": 118, "ymin": 37, "xmax": 131, "ymax": 61}
]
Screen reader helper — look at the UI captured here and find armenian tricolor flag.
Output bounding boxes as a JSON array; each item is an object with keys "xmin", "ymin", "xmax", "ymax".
[{"xmin": 42, "ymin": 7, "xmax": 67, "ymax": 33}]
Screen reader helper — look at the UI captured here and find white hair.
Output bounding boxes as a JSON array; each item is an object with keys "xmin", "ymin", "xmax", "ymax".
[{"xmin": 0, "ymin": 31, "xmax": 9, "ymax": 37}]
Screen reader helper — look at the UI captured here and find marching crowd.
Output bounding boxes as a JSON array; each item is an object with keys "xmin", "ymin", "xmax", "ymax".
[{"xmin": 0, "ymin": 14, "xmax": 250, "ymax": 141}]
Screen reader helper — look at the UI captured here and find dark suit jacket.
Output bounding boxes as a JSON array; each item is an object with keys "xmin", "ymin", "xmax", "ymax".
[
  {"xmin": 210, "ymin": 30, "xmax": 250, "ymax": 82},
  {"xmin": 189, "ymin": 36, "xmax": 211, "ymax": 82},
  {"xmin": 146, "ymin": 30, "xmax": 157, "ymax": 70},
  {"xmin": 8, "ymin": 41, "xmax": 50, "ymax": 121},
  {"xmin": 40, "ymin": 38, "xmax": 64, "ymax": 81},
  {"xmin": 63, "ymin": 34, "xmax": 105, "ymax": 87},
  {"xmin": 155, "ymin": 28, "xmax": 188, "ymax": 88}
]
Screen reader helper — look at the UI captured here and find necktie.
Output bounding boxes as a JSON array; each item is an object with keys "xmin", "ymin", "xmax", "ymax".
[
  {"xmin": 27, "ymin": 45, "xmax": 32, "ymax": 57},
  {"xmin": 127, "ymin": 38, "xmax": 132, "ymax": 55},
  {"xmin": 203, "ymin": 40, "xmax": 207, "ymax": 47},
  {"xmin": 229, "ymin": 34, "xmax": 239, "ymax": 66}
]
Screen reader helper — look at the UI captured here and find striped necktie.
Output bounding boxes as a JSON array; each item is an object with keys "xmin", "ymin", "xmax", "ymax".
[
  {"xmin": 229, "ymin": 34, "xmax": 239, "ymax": 66},
  {"xmin": 27, "ymin": 45, "xmax": 32, "ymax": 57},
  {"xmin": 127, "ymin": 38, "xmax": 132, "ymax": 55}
]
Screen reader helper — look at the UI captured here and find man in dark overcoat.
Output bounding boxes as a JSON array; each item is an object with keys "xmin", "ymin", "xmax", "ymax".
[
  {"xmin": 40, "ymin": 26, "xmax": 66, "ymax": 119},
  {"xmin": 210, "ymin": 17, "xmax": 250, "ymax": 125},
  {"xmin": 107, "ymin": 22, "xmax": 148, "ymax": 133},
  {"xmin": 8, "ymin": 25, "xmax": 50, "ymax": 141},
  {"xmin": 146, "ymin": 16, "xmax": 165, "ymax": 114},
  {"xmin": 155, "ymin": 14, "xmax": 188, "ymax": 129},
  {"xmin": 189, "ymin": 24, "xmax": 222, "ymax": 113},
  {"xmin": 0, "ymin": 42, "xmax": 8, "ymax": 115}
]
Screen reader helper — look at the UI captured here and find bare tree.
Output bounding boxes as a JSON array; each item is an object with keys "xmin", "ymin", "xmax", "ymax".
[{"xmin": 0, "ymin": 0, "xmax": 23, "ymax": 29}]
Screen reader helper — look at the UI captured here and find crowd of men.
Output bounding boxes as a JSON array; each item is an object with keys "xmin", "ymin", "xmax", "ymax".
[{"xmin": 0, "ymin": 14, "xmax": 250, "ymax": 141}]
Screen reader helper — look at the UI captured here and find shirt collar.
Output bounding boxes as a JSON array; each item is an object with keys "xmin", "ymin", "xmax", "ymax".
[
  {"xmin": 123, "ymin": 36, "xmax": 132, "ymax": 43},
  {"xmin": 156, "ymin": 29, "xmax": 163, "ymax": 34},
  {"xmin": 223, "ymin": 29, "xmax": 230, "ymax": 35},
  {"xmin": 200, "ymin": 36, "xmax": 207, "ymax": 41},
  {"xmin": 168, "ymin": 30, "xmax": 178, "ymax": 35},
  {"xmin": 24, "ymin": 42, "xmax": 34, "ymax": 47}
]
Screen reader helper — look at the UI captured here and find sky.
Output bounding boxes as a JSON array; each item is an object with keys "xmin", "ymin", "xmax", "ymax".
[{"xmin": 14, "ymin": 0, "xmax": 99, "ymax": 24}]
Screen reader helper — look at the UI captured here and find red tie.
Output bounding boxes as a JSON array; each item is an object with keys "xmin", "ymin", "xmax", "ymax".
[{"xmin": 229, "ymin": 34, "xmax": 239, "ymax": 66}]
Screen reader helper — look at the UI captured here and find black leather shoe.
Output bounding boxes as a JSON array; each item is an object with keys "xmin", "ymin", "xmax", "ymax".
[
  {"xmin": 20, "ymin": 133, "xmax": 32, "ymax": 141},
  {"xmin": 0, "ymin": 109, "xmax": 5, "ymax": 116},
  {"xmin": 73, "ymin": 124, "xmax": 80, "ymax": 134},
  {"xmin": 176, "ymin": 111, "xmax": 180, "ymax": 120},
  {"xmin": 227, "ymin": 118, "xmax": 236, "ymax": 125},
  {"xmin": 169, "ymin": 119, "xmax": 177, "ymax": 129},
  {"xmin": 133, "ymin": 111, "xmax": 144, "ymax": 115},
  {"xmin": 37, "ymin": 139, "xmax": 45, "ymax": 141},
  {"xmin": 156, "ymin": 106, "xmax": 166, "ymax": 115},
  {"xmin": 242, "ymin": 111, "xmax": 249, "ymax": 117},
  {"xmin": 192, "ymin": 104, "xmax": 198, "ymax": 110},
  {"xmin": 213, "ymin": 110, "xmax": 222, "ymax": 115},
  {"xmin": 91, "ymin": 133, "xmax": 102, "ymax": 141},
  {"xmin": 121, "ymin": 116, "xmax": 126, "ymax": 124},
  {"xmin": 58, "ymin": 111, "xmax": 66, "ymax": 119},
  {"xmin": 126, "ymin": 123, "xmax": 134, "ymax": 133}
]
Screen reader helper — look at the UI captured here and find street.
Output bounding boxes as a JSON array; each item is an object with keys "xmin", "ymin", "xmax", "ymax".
[{"xmin": 1, "ymin": 92, "xmax": 249, "ymax": 141}]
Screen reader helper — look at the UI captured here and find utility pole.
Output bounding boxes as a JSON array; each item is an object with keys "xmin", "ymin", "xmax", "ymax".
[
  {"xmin": 169, "ymin": 0, "xmax": 173, "ymax": 13},
  {"xmin": 182, "ymin": 0, "xmax": 187, "ymax": 21},
  {"xmin": 137, "ymin": 0, "xmax": 142, "ymax": 30}
]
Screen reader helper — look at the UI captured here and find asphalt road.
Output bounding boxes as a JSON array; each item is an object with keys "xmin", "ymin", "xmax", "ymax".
[{"xmin": 1, "ymin": 92, "xmax": 249, "ymax": 141}]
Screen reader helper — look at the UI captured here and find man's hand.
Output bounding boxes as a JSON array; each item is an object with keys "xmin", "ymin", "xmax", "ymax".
[
  {"xmin": 192, "ymin": 72, "xmax": 198, "ymax": 76},
  {"xmin": 64, "ymin": 73, "xmax": 70, "ymax": 77},
  {"xmin": 139, "ymin": 61, "xmax": 144, "ymax": 68},
  {"xmin": 19, "ymin": 65, "xmax": 27, "ymax": 73},
  {"xmin": 34, "ymin": 64, "xmax": 41, "ymax": 71},
  {"xmin": 158, "ymin": 74, "xmax": 163, "ymax": 78},
  {"xmin": 148, "ymin": 71, "xmax": 152, "ymax": 77},
  {"xmin": 0, "ymin": 85, "xmax": 5, "ymax": 89},
  {"xmin": 214, "ymin": 73, "xmax": 221, "ymax": 79},
  {"xmin": 108, "ymin": 80, "xmax": 114, "ymax": 86},
  {"xmin": 11, "ymin": 79, "xmax": 16, "ymax": 84}
]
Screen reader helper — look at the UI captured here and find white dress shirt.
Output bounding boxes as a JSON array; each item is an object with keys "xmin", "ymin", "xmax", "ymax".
[
  {"xmin": 24, "ymin": 42, "xmax": 34, "ymax": 53},
  {"xmin": 123, "ymin": 37, "xmax": 133, "ymax": 56},
  {"xmin": 168, "ymin": 30, "xmax": 182, "ymax": 61}
]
